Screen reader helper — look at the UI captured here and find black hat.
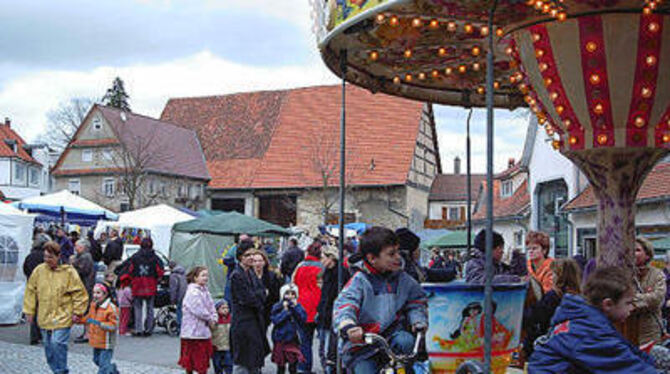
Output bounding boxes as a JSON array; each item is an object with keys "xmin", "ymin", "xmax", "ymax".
[
  {"xmin": 395, "ymin": 228, "xmax": 420, "ymax": 253},
  {"xmin": 473, "ymin": 229, "xmax": 504, "ymax": 252}
]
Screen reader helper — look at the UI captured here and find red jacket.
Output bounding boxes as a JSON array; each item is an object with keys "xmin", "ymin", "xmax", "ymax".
[
  {"xmin": 128, "ymin": 249, "xmax": 164, "ymax": 297},
  {"xmin": 292, "ymin": 255, "xmax": 324, "ymax": 323}
]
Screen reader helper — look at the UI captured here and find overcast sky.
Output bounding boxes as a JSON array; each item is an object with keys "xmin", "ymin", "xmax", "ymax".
[{"xmin": 0, "ymin": 0, "xmax": 527, "ymax": 173}]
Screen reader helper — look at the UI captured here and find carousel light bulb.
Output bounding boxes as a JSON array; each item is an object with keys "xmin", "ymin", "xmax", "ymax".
[
  {"xmin": 405, "ymin": 73, "xmax": 413, "ymax": 82},
  {"xmin": 509, "ymin": 76, "xmax": 517, "ymax": 84},
  {"xmin": 643, "ymin": 7, "xmax": 652, "ymax": 15},
  {"xmin": 412, "ymin": 18, "xmax": 423, "ymax": 28},
  {"xmin": 646, "ymin": 55, "xmax": 657, "ymax": 66},
  {"xmin": 480, "ymin": 26, "xmax": 489, "ymax": 36},
  {"xmin": 552, "ymin": 140, "xmax": 561, "ymax": 150},
  {"xmin": 472, "ymin": 62, "xmax": 481, "ymax": 71},
  {"xmin": 544, "ymin": 77, "xmax": 553, "ymax": 87},
  {"xmin": 594, "ymin": 103, "xmax": 604, "ymax": 115},
  {"xmin": 539, "ymin": 62, "xmax": 549, "ymax": 72},
  {"xmin": 557, "ymin": 12, "xmax": 567, "ymax": 22},
  {"xmin": 505, "ymin": 47, "xmax": 514, "ymax": 55},
  {"xmin": 418, "ymin": 72, "xmax": 426, "ymax": 80},
  {"xmin": 534, "ymin": 1, "xmax": 543, "ymax": 10},
  {"xmin": 464, "ymin": 23, "xmax": 474, "ymax": 33},
  {"xmin": 569, "ymin": 135, "xmax": 578, "ymax": 145},
  {"xmin": 393, "ymin": 76, "xmax": 401, "ymax": 84},
  {"xmin": 472, "ymin": 46, "xmax": 481, "ymax": 56},
  {"xmin": 535, "ymin": 49, "xmax": 545, "ymax": 58},
  {"xmin": 649, "ymin": 22, "xmax": 660, "ymax": 32},
  {"xmin": 369, "ymin": 51, "xmax": 379, "ymax": 61},
  {"xmin": 429, "ymin": 19, "xmax": 439, "ymax": 29},
  {"xmin": 597, "ymin": 134, "xmax": 608, "ymax": 145},
  {"xmin": 496, "ymin": 28, "xmax": 504, "ymax": 37},
  {"xmin": 563, "ymin": 119, "xmax": 572, "ymax": 128},
  {"xmin": 494, "ymin": 81, "xmax": 500, "ymax": 89},
  {"xmin": 389, "ymin": 16, "xmax": 399, "ymax": 27},
  {"xmin": 515, "ymin": 72, "xmax": 523, "ymax": 81},
  {"xmin": 634, "ymin": 116, "xmax": 646, "ymax": 128},
  {"xmin": 589, "ymin": 74, "xmax": 601, "ymax": 85},
  {"xmin": 663, "ymin": 134, "xmax": 670, "ymax": 143},
  {"xmin": 586, "ymin": 41, "xmax": 598, "ymax": 53},
  {"xmin": 375, "ymin": 14, "xmax": 385, "ymax": 24},
  {"xmin": 556, "ymin": 105, "xmax": 565, "ymax": 115},
  {"xmin": 404, "ymin": 49, "xmax": 412, "ymax": 58},
  {"xmin": 458, "ymin": 65, "xmax": 467, "ymax": 74},
  {"xmin": 438, "ymin": 47, "xmax": 447, "ymax": 56},
  {"xmin": 649, "ymin": 1, "xmax": 658, "ymax": 10},
  {"xmin": 431, "ymin": 69, "xmax": 439, "ymax": 78},
  {"xmin": 477, "ymin": 86, "xmax": 485, "ymax": 95},
  {"xmin": 447, "ymin": 21, "xmax": 457, "ymax": 32},
  {"xmin": 524, "ymin": 95, "xmax": 533, "ymax": 104},
  {"xmin": 542, "ymin": 3, "xmax": 551, "ymax": 13},
  {"xmin": 642, "ymin": 87, "xmax": 653, "ymax": 98},
  {"xmin": 519, "ymin": 83, "xmax": 529, "ymax": 93},
  {"xmin": 550, "ymin": 8, "xmax": 558, "ymax": 17},
  {"xmin": 550, "ymin": 92, "xmax": 559, "ymax": 102},
  {"xmin": 531, "ymin": 105, "xmax": 539, "ymax": 113},
  {"xmin": 532, "ymin": 33, "xmax": 541, "ymax": 42},
  {"xmin": 538, "ymin": 117, "xmax": 546, "ymax": 124},
  {"xmin": 445, "ymin": 67, "xmax": 453, "ymax": 75}
]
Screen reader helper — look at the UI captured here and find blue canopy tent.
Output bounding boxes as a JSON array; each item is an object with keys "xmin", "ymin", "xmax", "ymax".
[{"xmin": 13, "ymin": 190, "xmax": 118, "ymax": 226}]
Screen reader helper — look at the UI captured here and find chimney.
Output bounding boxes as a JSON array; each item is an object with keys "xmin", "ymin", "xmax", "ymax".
[
  {"xmin": 454, "ymin": 156, "xmax": 461, "ymax": 175},
  {"xmin": 4, "ymin": 117, "xmax": 10, "ymax": 127},
  {"xmin": 508, "ymin": 157, "xmax": 515, "ymax": 169}
]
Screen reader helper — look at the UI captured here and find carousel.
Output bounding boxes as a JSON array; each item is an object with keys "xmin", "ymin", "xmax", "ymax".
[{"xmin": 311, "ymin": 0, "xmax": 670, "ymax": 372}]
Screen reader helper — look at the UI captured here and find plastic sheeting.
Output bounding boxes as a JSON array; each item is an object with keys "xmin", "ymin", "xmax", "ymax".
[{"xmin": 170, "ymin": 232, "xmax": 233, "ymax": 299}]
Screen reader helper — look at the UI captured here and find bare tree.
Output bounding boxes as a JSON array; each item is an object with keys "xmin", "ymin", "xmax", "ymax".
[{"xmin": 36, "ymin": 97, "xmax": 97, "ymax": 151}]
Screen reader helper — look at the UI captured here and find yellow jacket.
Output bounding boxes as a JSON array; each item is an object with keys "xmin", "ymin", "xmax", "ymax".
[{"xmin": 23, "ymin": 263, "xmax": 89, "ymax": 330}]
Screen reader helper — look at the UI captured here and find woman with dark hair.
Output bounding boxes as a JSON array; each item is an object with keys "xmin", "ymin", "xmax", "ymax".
[
  {"xmin": 251, "ymin": 249, "xmax": 283, "ymax": 332},
  {"xmin": 127, "ymin": 238, "xmax": 164, "ymax": 336}
]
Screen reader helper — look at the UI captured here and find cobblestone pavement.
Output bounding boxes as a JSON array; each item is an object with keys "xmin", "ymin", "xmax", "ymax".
[{"xmin": 0, "ymin": 339, "xmax": 184, "ymax": 373}]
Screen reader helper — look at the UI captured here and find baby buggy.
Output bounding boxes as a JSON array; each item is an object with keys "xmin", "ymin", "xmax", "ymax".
[{"xmin": 153, "ymin": 277, "xmax": 179, "ymax": 337}]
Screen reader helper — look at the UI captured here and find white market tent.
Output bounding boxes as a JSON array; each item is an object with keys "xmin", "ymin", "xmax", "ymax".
[
  {"xmin": 14, "ymin": 190, "xmax": 118, "ymax": 226},
  {"xmin": 95, "ymin": 204, "xmax": 195, "ymax": 256},
  {"xmin": 0, "ymin": 203, "xmax": 35, "ymax": 324}
]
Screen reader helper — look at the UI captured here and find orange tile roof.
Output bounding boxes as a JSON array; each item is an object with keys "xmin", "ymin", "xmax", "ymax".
[
  {"xmin": 563, "ymin": 161, "xmax": 670, "ymax": 211},
  {"xmin": 161, "ymin": 85, "xmax": 427, "ymax": 190},
  {"xmin": 0, "ymin": 123, "xmax": 41, "ymax": 165},
  {"xmin": 473, "ymin": 178, "xmax": 530, "ymax": 220},
  {"xmin": 429, "ymin": 174, "xmax": 487, "ymax": 201}
]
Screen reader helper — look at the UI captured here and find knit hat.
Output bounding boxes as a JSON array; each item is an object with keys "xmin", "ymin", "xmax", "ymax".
[
  {"xmin": 473, "ymin": 229, "xmax": 504, "ymax": 252},
  {"xmin": 215, "ymin": 299, "xmax": 228, "ymax": 310},
  {"xmin": 280, "ymin": 283, "xmax": 299, "ymax": 300},
  {"xmin": 395, "ymin": 228, "xmax": 420, "ymax": 253}
]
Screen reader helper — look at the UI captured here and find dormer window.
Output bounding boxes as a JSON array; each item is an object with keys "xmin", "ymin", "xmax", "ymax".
[
  {"xmin": 501, "ymin": 180, "xmax": 514, "ymax": 197},
  {"xmin": 92, "ymin": 117, "xmax": 102, "ymax": 131}
]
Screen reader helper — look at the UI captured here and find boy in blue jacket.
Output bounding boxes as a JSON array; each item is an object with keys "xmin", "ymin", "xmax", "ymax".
[
  {"xmin": 271, "ymin": 283, "xmax": 307, "ymax": 374},
  {"xmin": 529, "ymin": 266, "xmax": 659, "ymax": 373},
  {"xmin": 333, "ymin": 227, "xmax": 428, "ymax": 373}
]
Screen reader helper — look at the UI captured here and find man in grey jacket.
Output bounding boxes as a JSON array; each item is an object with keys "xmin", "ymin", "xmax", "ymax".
[{"xmin": 168, "ymin": 261, "xmax": 187, "ymax": 331}]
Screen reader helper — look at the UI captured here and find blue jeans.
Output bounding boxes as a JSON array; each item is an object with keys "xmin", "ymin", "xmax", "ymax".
[
  {"xmin": 352, "ymin": 331, "xmax": 415, "ymax": 374},
  {"xmin": 212, "ymin": 350, "xmax": 233, "ymax": 374},
  {"xmin": 298, "ymin": 323, "xmax": 316, "ymax": 373},
  {"xmin": 42, "ymin": 328, "xmax": 71, "ymax": 374},
  {"xmin": 93, "ymin": 348, "xmax": 117, "ymax": 374},
  {"xmin": 176, "ymin": 301, "xmax": 183, "ymax": 332}
]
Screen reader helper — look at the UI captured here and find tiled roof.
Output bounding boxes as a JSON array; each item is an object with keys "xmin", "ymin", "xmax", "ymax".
[
  {"xmin": 429, "ymin": 174, "xmax": 486, "ymax": 201},
  {"xmin": 161, "ymin": 85, "xmax": 427, "ymax": 189},
  {"xmin": 0, "ymin": 123, "xmax": 41, "ymax": 165},
  {"xmin": 563, "ymin": 161, "xmax": 670, "ymax": 211},
  {"xmin": 52, "ymin": 167, "xmax": 125, "ymax": 176},
  {"xmin": 473, "ymin": 178, "xmax": 530, "ymax": 220}
]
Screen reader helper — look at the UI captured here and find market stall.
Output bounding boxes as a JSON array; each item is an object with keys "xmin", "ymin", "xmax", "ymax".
[{"xmin": 14, "ymin": 190, "xmax": 118, "ymax": 227}]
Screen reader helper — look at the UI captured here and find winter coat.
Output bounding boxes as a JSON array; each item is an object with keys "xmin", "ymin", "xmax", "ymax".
[
  {"xmin": 57, "ymin": 236, "xmax": 74, "ymax": 263},
  {"xmin": 465, "ymin": 249, "xmax": 521, "ymax": 284},
  {"xmin": 333, "ymin": 258, "xmax": 428, "ymax": 368},
  {"xmin": 280, "ymin": 246, "xmax": 304, "ymax": 279},
  {"xmin": 528, "ymin": 294, "xmax": 658, "ymax": 373},
  {"xmin": 23, "ymin": 263, "xmax": 89, "ymax": 330},
  {"xmin": 428, "ymin": 256, "xmax": 445, "ymax": 269},
  {"xmin": 127, "ymin": 248, "xmax": 164, "ymax": 297},
  {"xmin": 262, "ymin": 268, "xmax": 282, "ymax": 329},
  {"xmin": 522, "ymin": 289, "xmax": 563, "ymax": 358},
  {"xmin": 88, "ymin": 236, "xmax": 103, "ymax": 263},
  {"xmin": 634, "ymin": 265, "xmax": 666, "ymax": 344},
  {"xmin": 85, "ymin": 299, "xmax": 117, "ymax": 350},
  {"xmin": 72, "ymin": 251, "xmax": 95, "ymax": 296},
  {"xmin": 400, "ymin": 251, "xmax": 456, "ymax": 284},
  {"xmin": 527, "ymin": 257, "xmax": 554, "ymax": 294},
  {"xmin": 22, "ymin": 248, "xmax": 44, "ymax": 279},
  {"xmin": 117, "ymin": 286, "xmax": 132, "ymax": 308},
  {"xmin": 230, "ymin": 266, "xmax": 270, "ymax": 368},
  {"xmin": 444, "ymin": 259, "xmax": 461, "ymax": 277},
  {"xmin": 292, "ymin": 255, "xmax": 325, "ymax": 323},
  {"xmin": 103, "ymin": 237, "xmax": 123, "ymax": 266},
  {"xmin": 270, "ymin": 300, "xmax": 307, "ymax": 344},
  {"xmin": 169, "ymin": 266, "xmax": 187, "ymax": 305},
  {"xmin": 180, "ymin": 283, "xmax": 217, "ymax": 339},
  {"xmin": 211, "ymin": 315, "xmax": 231, "ymax": 351},
  {"xmin": 316, "ymin": 260, "xmax": 350, "ymax": 330}
]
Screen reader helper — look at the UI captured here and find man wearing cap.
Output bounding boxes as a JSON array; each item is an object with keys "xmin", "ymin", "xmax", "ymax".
[{"xmin": 465, "ymin": 229, "xmax": 521, "ymax": 284}]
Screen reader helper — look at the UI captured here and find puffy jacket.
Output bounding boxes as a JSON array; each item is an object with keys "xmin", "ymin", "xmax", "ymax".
[
  {"xmin": 333, "ymin": 258, "xmax": 428, "ymax": 368},
  {"xmin": 527, "ymin": 257, "xmax": 554, "ymax": 294},
  {"xmin": 270, "ymin": 300, "xmax": 307, "ymax": 344},
  {"xmin": 169, "ymin": 265, "xmax": 188, "ymax": 304},
  {"xmin": 23, "ymin": 263, "xmax": 89, "ymax": 330},
  {"xmin": 85, "ymin": 299, "xmax": 117, "ymax": 350},
  {"xmin": 128, "ymin": 248, "xmax": 164, "ymax": 297},
  {"xmin": 292, "ymin": 255, "xmax": 324, "ymax": 323},
  {"xmin": 465, "ymin": 249, "xmax": 521, "ymax": 284},
  {"xmin": 528, "ymin": 294, "xmax": 659, "ymax": 373},
  {"xmin": 180, "ymin": 283, "xmax": 217, "ymax": 339}
]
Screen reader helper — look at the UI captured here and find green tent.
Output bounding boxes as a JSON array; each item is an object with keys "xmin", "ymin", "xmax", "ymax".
[
  {"xmin": 170, "ymin": 212, "xmax": 291, "ymax": 298},
  {"xmin": 172, "ymin": 211, "xmax": 292, "ymax": 236},
  {"xmin": 423, "ymin": 230, "xmax": 472, "ymax": 249}
]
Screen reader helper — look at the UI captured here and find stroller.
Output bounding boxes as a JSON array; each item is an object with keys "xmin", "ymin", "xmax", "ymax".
[{"xmin": 153, "ymin": 276, "xmax": 180, "ymax": 337}]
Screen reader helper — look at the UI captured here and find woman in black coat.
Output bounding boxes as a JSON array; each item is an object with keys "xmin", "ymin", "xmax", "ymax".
[
  {"xmin": 230, "ymin": 241, "xmax": 270, "ymax": 372},
  {"xmin": 252, "ymin": 250, "xmax": 283, "ymax": 331}
]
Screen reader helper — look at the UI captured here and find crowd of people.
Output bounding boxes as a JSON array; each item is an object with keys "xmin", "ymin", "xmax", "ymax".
[{"xmin": 20, "ymin": 223, "xmax": 670, "ymax": 374}]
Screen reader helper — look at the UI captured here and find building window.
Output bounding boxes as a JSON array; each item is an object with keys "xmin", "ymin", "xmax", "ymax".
[
  {"xmin": 160, "ymin": 182, "xmax": 167, "ymax": 197},
  {"xmin": 514, "ymin": 231, "xmax": 524, "ymax": 248},
  {"xmin": 148, "ymin": 179, "xmax": 155, "ymax": 195},
  {"xmin": 103, "ymin": 178, "xmax": 115, "ymax": 197},
  {"xmin": 92, "ymin": 117, "xmax": 102, "ymax": 131},
  {"xmin": 501, "ymin": 180, "xmax": 514, "ymax": 197},
  {"xmin": 120, "ymin": 202, "xmax": 130, "ymax": 212},
  {"xmin": 68, "ymin": 179, "xmax": 80, "ymax": 195},
  {"xmin": 102, "ymin": 148, "xmax": 113, "ymax": 161},
  {"xmin": 448, "ymin": 207, "xmax": 460, "ymax": 221},
  {"xmin": 14, "ymin": 163, "xmax": 25, "ymax": 183},
  {"xmin": 29, "ymin": 168, "xmax": 39, "ymax": 186},
  {"xmin": 82, "ymin": 149, "xmax": 93, "ymax": 162}
]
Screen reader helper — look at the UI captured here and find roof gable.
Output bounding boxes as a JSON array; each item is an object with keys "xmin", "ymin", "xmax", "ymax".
[
  {"xmin": 0, "ymin": 123, "xmax": 41, "ymax": 165},
  {"xmin": 161, "ymin": 85, "xmax": 426, "ymax": 189},
  {"xmin": 473, "ymin": 176, "xmax": 530, "ymax": 221},
  {"xmin": 429, "ymin": 174, "xmax": 486, "ymax": 201}
]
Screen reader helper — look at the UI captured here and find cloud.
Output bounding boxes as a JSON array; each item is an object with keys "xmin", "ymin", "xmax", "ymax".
[{"xmin": 1, "ymin": 50, "xmax": 338, "ymax": 142}]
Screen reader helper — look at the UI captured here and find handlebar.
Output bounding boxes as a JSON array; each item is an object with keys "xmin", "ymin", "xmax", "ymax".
[{"xmin": 363, "ymin": 331, "xmax": 424, "ymax": 365}]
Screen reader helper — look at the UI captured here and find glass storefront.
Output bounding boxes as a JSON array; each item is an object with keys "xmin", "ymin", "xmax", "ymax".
[{"xmin": 537, "ymin": 180, "xmax": 569, "ymax": 258}]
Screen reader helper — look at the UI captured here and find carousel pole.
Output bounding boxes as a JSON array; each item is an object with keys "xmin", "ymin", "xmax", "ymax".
[
  {"xmin": 336, "ymin": 49, "xmax": 347, "ymax": 374},
  {"xmin": 466, "ymin": 108, "xmax": 473, "ymax": 257},
  {"xmin": 483, "ymin": 1, "xmax": 498, "ymax": 372}
]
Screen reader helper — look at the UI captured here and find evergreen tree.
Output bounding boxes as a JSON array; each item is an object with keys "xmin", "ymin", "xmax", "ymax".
[{"xmin": 102, "ymin": 77, "xmax": 131, "ymax": 111}]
